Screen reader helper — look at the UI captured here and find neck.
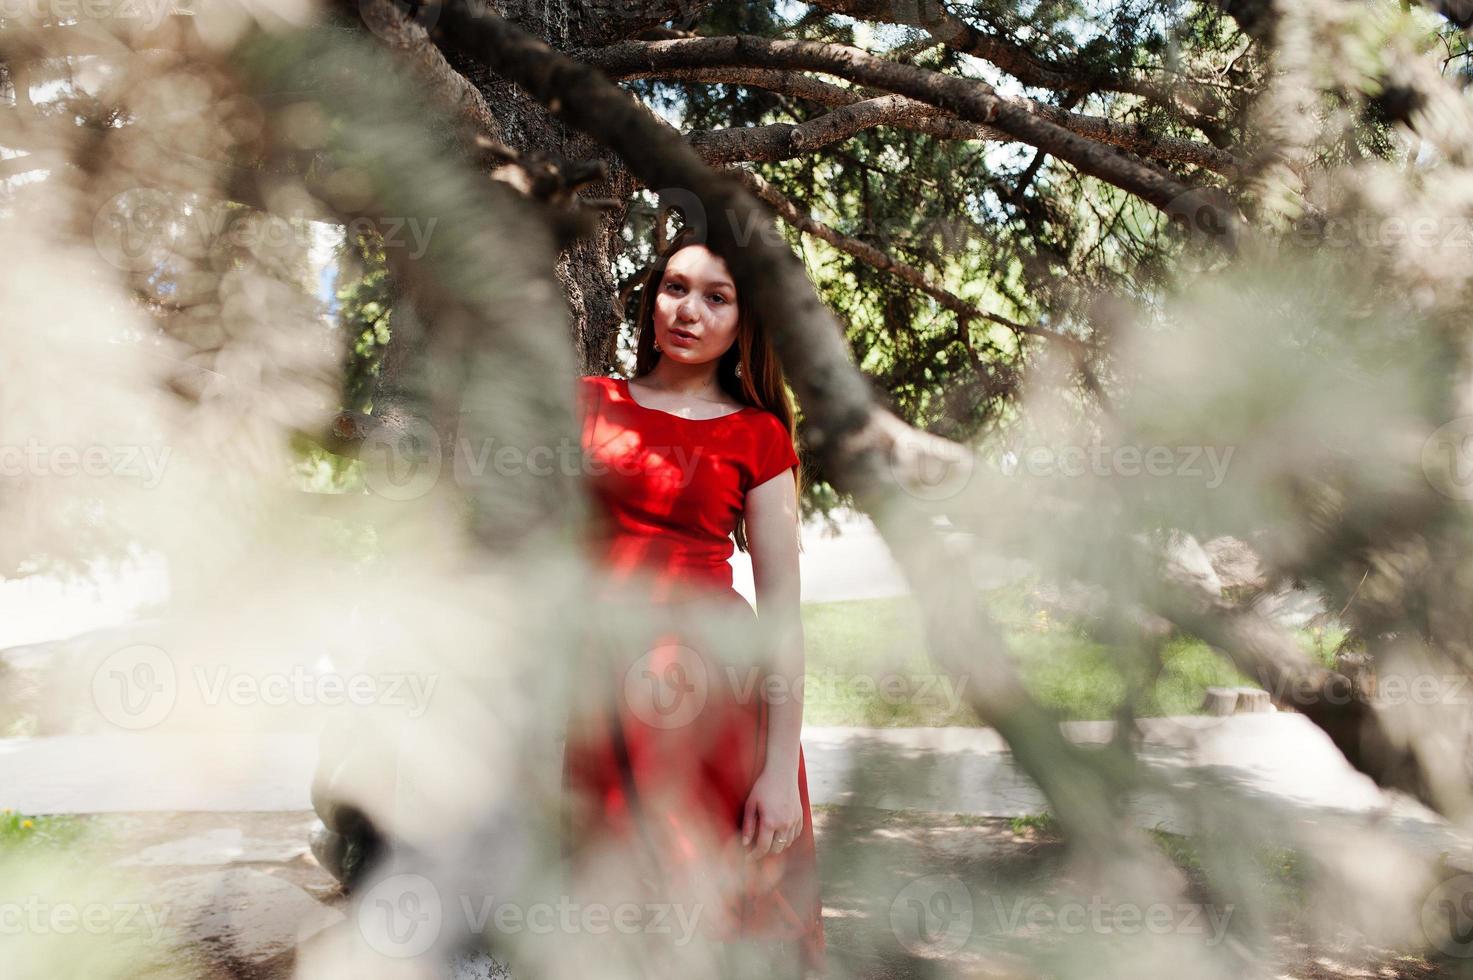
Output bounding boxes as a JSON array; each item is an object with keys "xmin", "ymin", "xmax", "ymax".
[{"xmin": 645, "ymin": 356, "xmax": 722, "ymax": 396}]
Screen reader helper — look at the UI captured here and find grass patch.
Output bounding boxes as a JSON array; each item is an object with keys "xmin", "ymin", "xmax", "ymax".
[
  {"xmin": 1009, "ymin": 812, "xmax": 1059, "ymax": 836},
  {"xmin": 798, "ymin": 594, "xmax": 979, "ymax": 726},
  {"xmin": 1147, "ymin": 825, "xmax": 1311, "ymax": 908},
  {"xmin": 0, "ymin": 810, "xmax": 89, "ymax": 855},
  {"xmin": 1002, "ymin": 810, "xmax": 1309, "ymax": 903},
  {"xmin": 799, "ymin": 584, "xmax": 1331, "ymax": 726}
]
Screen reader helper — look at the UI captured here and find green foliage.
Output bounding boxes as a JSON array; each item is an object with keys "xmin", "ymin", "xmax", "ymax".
[
  {"xmin": 612, "ymin": 1, "xmax": 1324, "ymax": 518},
  {"xmin": 1009, "ymin": 811, "xmax": 1309, "ymax": 899},
  {"xmin": 1010, "ymin": 811, "xmax": 1060, "ymax": 835},
  {"xmin": 1147, "ymin": 826, "xmax": 1312, "ymax": 910},
  {"xmin": 335, "ymin": 222, "xmax": 395, "ymax": 415},
  {"xmin": 629, "ymin": 0, "xmax": 796, "ymax": 130},
  {"xmin": 0, "ymin": 811, "xmax": 88, "ymax": 855},
  {"xmin": 798, "ymin": 587, "xmax": 1337, "ymax": 726}
]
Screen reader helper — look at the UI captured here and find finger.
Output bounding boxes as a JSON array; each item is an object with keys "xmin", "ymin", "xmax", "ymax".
[
  {"xmin": 741, "ymin": 797, "xmax": 758, "ymax": 847},
  {"xmin": 749, "ymin": 817, "xmax": 776, "ymax": 860}
]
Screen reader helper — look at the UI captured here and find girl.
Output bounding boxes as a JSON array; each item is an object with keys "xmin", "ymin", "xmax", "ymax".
[{"xmin": 562, "ymin": 225, "xmax": 826, "ymax": 979}]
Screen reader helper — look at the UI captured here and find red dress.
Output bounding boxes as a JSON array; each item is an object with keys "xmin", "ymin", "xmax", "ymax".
[{"xmin": 561, "ymin": 374, "xmax": 826, "ymax": 977}]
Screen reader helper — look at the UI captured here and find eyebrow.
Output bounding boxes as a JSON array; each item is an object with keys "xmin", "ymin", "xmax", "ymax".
[{"xmin": 666, "ymin": 271, "xmax": 735, "ymax": 291}]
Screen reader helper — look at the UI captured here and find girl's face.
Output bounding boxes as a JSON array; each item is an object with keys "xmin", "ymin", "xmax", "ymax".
[{"xmin": 651, "ymin": 244, "xmax": 741, "ymax": 366}]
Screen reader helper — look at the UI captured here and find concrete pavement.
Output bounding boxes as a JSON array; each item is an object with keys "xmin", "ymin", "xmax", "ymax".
[{"xmin": 2, "ymin": 714, "xmax": 1464, "ymax": 862}]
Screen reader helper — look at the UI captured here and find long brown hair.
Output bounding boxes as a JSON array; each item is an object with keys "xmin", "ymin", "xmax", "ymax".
[{"xmin": 631, "ymin": 225, "xmax": 803, "ymax": 553}]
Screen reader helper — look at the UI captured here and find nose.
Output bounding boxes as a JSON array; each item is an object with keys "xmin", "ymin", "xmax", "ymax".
[{"xmin": 677, "ymin": 294, "xmax": 698, "ymax": 322}]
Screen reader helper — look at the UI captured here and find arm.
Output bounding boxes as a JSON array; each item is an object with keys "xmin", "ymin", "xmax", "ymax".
[{"xmin": 740, "ymin": 464, "xmax": 805, "ymax": 858}]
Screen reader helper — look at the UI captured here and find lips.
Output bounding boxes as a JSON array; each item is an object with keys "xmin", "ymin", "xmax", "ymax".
[{"xmin": 669, "ymin": 327, "xmax": 698, "ymax": 345}]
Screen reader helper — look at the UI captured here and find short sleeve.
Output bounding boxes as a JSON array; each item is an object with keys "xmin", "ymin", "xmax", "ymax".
[
  {"xmin": 750, "ymin": 412, "xmax": 800, "ymax": 489},
  {"xmin": 575, "ymin": 375, "xmax": 603, "ymax": 428}
]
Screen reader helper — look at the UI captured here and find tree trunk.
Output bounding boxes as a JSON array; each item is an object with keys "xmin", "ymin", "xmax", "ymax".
[{"xmin": 425, "ymin": 0, "xmax": 707, "ymax": 375}]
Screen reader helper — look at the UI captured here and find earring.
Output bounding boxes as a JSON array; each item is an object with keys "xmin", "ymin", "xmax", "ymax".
[
  {"xmin": 653, "ymin": 339, "xmax": 662, "ymax": 352},
  {"xmin": 734, "ymin": 361, "xmax": 743, "ymax": 378}
]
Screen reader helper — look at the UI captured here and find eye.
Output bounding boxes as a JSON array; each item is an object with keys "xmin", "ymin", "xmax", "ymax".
[
  {"xmin": 709, "ymin": 293, "xmax": 727, "ymax": 304},
  {"xmin": 665, "ymin": 281, "xmax": 685, "ymax": 293}
]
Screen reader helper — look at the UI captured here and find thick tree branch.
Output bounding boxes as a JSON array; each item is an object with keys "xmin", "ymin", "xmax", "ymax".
[
  {"xmin": 1152, "ymin": 581, "xmax": 1447, "ymax": 815},
  {"xmin": 686, "ymin": 93, "xmax": 1008, "ymax": 163},
  {"xmin": 622, "ymin": 64, "xmax": 855, "ymax": 104},
  {"xmin": 805, "ymin": 0, "xmax": 1232, "ymax": 132},
  {"xmin": 1422, "ymin": 0, "xmax": 1473, "ymax": 26},
  {"xmin": 580, "ymin": 36, "xmax": 1245, "ymax": 188},
  {"xmin": 568, "ymin": 0, "xmax": 718, "ymax": 47},
  {"xmin": 650, "ymin": 67, "xmax": 1014, "ymax": 143},
  {"xmin": 612, "ymin": 62, "xmax": 1241, "ymax": 175},
  {"xmin": 729, "ymin": 164, "xmax": 1087, "ymax": 353},
  {"xmin": 618, "ymin": 64, "xmax": 1241, "ymax": 174},
  {"xmin": 587, "ymin": 90, "xmax": 1084, "ymax": 361},
  {"xmin": 358, "ymin": 0, "xmax": 505, "ymax": 149}
]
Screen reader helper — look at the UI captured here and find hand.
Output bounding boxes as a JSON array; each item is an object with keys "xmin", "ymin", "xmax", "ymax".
[{"xmin": 741, "ymin": 765, "xmax": 802, "ymax": 860}]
